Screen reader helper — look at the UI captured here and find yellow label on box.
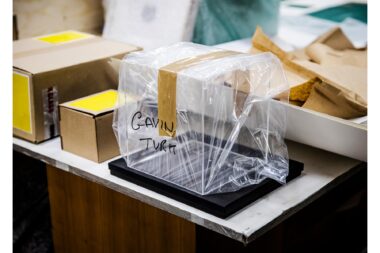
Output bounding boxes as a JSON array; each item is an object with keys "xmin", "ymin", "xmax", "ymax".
[
  {"xmin": 37, "ymin": 31, "xmax": 90, "ymax": 44},
  {"xmin": 68, "ymin": 90, "xmax": 118, "ymax": 113},
  {"xmin": 13, "ymin": 72, "xmax": 32, "ymax": 133}
]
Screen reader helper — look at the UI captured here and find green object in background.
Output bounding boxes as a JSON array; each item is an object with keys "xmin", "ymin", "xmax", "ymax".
[
  {"xmin": 192, "ymin": 0, "xmax": 280, "ymax": 45},
  {"xmin": 309, "ymin": 3, "xmax": 367, "ymax": 24}
]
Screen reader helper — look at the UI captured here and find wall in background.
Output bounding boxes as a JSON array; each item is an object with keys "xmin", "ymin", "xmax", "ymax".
[{"xmin": 13, "ymin": 0, "xmax": 104, "ymax": 39}]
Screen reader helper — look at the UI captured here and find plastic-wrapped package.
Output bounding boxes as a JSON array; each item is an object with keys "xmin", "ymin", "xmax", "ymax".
[{"xmin": 114, "ymin": 42, "xmax": 289, "ymax": 195}]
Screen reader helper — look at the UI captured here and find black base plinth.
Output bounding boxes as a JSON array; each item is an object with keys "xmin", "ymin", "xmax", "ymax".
[{"xmin": 109, "ymin": 156, "xmax": 303, "ymax": 218}]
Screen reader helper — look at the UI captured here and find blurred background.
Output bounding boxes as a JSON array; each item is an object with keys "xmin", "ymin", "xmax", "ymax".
[{"xmin": 13, "ymin": 0, "xmax": 367, "ymax": 49}]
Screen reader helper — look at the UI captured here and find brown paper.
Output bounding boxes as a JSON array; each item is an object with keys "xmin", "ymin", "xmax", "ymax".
[
  {"xmin": 157, "ymin": 50, "xmax": 241, "ymax": 137},
  {"xmin": 251, "ymin": 26, "xmax": 367, "ymax": 119},
  {"xmin": 311, "ymin": 27, "xmax": 356, "ymax": 50}
]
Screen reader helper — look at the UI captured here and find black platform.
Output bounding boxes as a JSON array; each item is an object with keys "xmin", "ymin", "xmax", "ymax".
[{"xmin": 109, "ymin": 154, "xmax": 303, "ymax": 218}]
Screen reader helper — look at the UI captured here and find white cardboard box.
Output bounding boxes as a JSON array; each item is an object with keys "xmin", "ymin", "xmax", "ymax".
[
  {"xmin": 283, "ymin": 102, "xmax": 367, "ymax": 161},
  {"xmin": 102, "ymin": 0, "xmax": 199, "ymax": 50}
]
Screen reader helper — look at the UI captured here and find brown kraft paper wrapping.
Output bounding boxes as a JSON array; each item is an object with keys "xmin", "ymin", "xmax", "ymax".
[{"xmin": 251, "ymin": 26, "xmax": 367, "ymax": 119}]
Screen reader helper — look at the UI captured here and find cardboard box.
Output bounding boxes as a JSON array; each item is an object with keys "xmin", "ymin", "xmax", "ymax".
[
  {"xmin": 283, "ymin": 102, "xmax": 367, "ymax": 162},
  {"xmin": 13, "ymin": 30, "xmax": 141, "ymax": 143},
  {"xmin": 59, "ymin": 90, "xmax": 120, "ymax": 163}
]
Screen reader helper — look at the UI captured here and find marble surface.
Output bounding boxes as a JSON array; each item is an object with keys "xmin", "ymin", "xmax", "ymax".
[{"xmin": 13, "ymin": 137, "xmax": 361, "ymax": 244}]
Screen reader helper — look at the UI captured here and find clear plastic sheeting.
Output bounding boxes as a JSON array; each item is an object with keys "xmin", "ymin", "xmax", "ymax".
[{"xmin": 114, "ymin": 42, "xmax": 289, "ymax": 195}]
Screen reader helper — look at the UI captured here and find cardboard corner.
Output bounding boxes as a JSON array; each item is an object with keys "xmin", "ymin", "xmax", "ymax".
[
  {"xmin": 59, "ymin": 106, "xmax": 99, "ymax": 162},
  {"xmin": 94, "ymin": 111, "xmax": 119, "ymax": 163}
]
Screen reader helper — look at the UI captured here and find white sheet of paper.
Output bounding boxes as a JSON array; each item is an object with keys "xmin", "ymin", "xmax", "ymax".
[{"xmin": 102, "ymin": 0, "xmax": 199, "ymax": 50}]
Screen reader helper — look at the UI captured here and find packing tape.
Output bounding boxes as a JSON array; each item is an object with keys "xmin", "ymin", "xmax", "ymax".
[
  {"xmin": 157, "ymin": 50, "xmax": 241, "ymax": 137},
  {"xmin": 13, "ymin": 35, "xmax": 100, "ymax": 60}
]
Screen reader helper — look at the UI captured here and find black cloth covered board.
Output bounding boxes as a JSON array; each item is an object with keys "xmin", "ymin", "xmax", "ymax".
[{"xmin": 109, "ymin": 155, "xmax": 303, "ymax": 218}]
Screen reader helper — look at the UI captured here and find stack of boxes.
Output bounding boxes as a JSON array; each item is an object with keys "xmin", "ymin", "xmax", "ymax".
[
  {"xmin": 13, "ymin": 30, "xmax": 141, "ymax": 162},
  {"xmin": 13, "ymin": 30, "xmax": 141, "ymax": 143}
]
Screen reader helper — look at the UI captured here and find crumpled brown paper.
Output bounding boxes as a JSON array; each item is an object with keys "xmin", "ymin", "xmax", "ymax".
[{"xmin": 251, "ymin": 27, "xmax": 367, "ymax": 119}]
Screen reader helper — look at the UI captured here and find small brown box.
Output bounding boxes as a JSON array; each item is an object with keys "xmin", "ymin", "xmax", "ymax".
[{"xmin": 59, "ymin": 90, "xmax": 120, "ymax": 163}]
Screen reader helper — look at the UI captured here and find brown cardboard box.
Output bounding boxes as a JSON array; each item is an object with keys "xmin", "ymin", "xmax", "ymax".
[
  {"xmin": 59, "ymin": 90, "xmax": 120, "ymax": 163},
  {"xmin": 13, "ymin": 30, "xmax": 141, "ymax": 143}
]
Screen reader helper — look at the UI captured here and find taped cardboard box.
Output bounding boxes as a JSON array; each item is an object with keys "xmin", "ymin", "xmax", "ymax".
[
  {"xmin": 60, "ymin": 90, "xmax": 123, "ymax": 163},
  {"xmin": 13, "ymin": 30, "xmax": 141, "ymax": 143}
]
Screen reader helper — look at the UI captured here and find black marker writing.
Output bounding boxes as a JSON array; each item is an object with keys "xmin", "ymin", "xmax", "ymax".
[
  {"xmin": 139, "ymin": 138, "xmax": 176, "ymax": 154},
  {"xmin": 131, "ymin": 111, "xmax": 175, "ymax": 135}
]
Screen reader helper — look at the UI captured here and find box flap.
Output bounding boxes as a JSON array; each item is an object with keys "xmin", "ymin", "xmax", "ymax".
[
  {"xmin": 13, "ymin": 30, "xmax": 141, "ymax": 74},
  {"xmin": 60, "ymin": 90, "xmax": 138, "ymax": 116},
  {"xmin": 60, "ymin": 90, "xmax": 119, "ymax": 116},
  {"xmin": 13, "ymin": 30, "xmax": 94, "ymax": 55}
]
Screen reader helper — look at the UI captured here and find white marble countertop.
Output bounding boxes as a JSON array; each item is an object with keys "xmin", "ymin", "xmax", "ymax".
[{"xmin": 13, "ymin": 136, "xmax": 363, "ymax": 244}]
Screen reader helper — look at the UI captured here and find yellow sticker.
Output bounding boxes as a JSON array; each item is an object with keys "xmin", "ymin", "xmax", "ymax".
[
  {"xmin": 68, "ymin": 90, "xmax": 118, "ymax": 113},
  {"xmin": 37, "ymin": 31, "xmax": 90, "ymax": 44},
  {"xmin": 13, "ymin": 72, "xmax": 32, "ymax": 133}
]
